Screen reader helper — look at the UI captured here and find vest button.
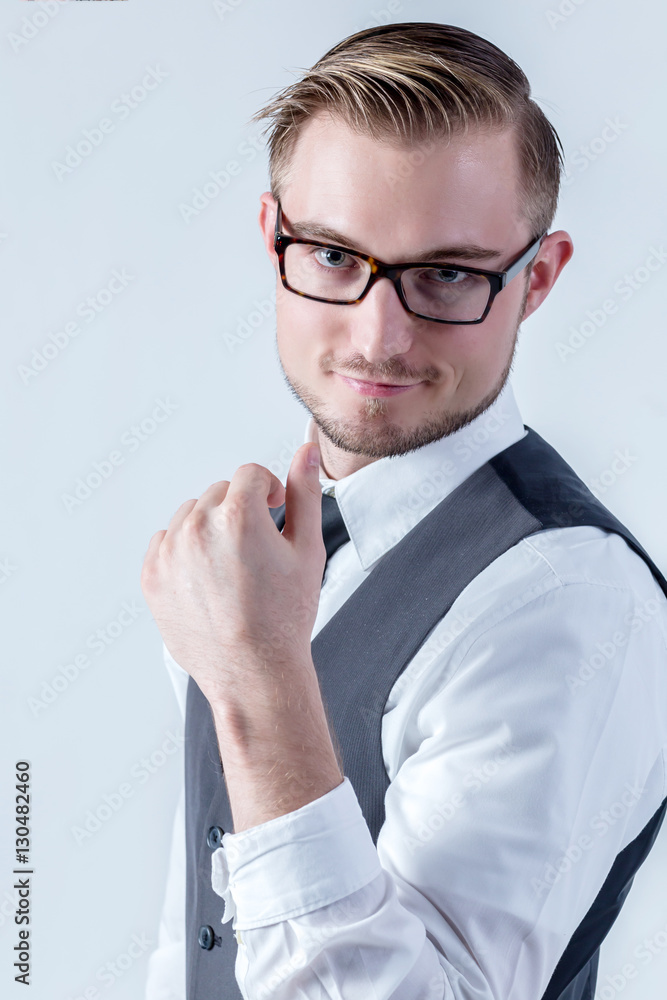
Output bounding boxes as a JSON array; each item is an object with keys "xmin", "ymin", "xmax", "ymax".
[
  {"xmin": 206, "ymin": 825, "xmax": 224, "ymax": 849},
  {"xmin": 197, "ymin": 925, "xmax": 215, "ymax": 950}
]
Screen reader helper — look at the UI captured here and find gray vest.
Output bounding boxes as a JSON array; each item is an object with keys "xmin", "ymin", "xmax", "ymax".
[{"xmin": 184, "ymin": 425, "xmax": 667, "ymax": 1000}]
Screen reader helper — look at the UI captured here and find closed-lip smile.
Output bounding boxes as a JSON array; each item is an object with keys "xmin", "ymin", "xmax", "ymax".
[{"xmin": 334, "ymin": 372, "xmax": 424, "ymax": 396}]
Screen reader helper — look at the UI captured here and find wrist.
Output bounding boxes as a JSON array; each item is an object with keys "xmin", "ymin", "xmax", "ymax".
[{"xmin": 212, "ymin": 677, "xmax": 340, "ymax": 768}]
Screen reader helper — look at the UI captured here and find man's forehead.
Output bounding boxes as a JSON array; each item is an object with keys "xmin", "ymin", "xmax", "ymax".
[
  {"xmin": 283, "ymin": 114, "xmax": 525, "ymax": 258},
  {"xmin": 289, "ymin": 109, "xmax": 518, "ymax": 167}
]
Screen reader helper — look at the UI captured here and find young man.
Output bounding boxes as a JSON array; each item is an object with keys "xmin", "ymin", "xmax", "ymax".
[{"xmin": 142, "ymin": 23, "xmax": 667, "ymax": 1000}]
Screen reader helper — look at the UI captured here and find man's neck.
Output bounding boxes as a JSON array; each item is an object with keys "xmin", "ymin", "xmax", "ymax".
[{"xmin": 316, "ymin": 429, "xmax": 381, "ymax": 481}]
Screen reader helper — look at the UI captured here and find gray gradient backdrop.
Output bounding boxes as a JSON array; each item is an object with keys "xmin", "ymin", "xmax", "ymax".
[{"xmin": 1, "ymin": 1, "xmax": 666, "ymax": 998}]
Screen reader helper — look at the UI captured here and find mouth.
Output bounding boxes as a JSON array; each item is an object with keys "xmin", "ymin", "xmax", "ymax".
[{"xmin": 334, "ymin": 372, "xmax": 424, "ymax": 398}]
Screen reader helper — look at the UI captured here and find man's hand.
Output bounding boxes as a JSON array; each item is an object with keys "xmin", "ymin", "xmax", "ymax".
[{"xmin": 140, "ymin": 442, "xmax": 325, "ymax": 706}]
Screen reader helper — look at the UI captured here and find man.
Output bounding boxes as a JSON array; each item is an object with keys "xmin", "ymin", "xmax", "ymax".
[{"xmin": 142, "ymin": 22, "xmax": 667, "ymax": 1000}]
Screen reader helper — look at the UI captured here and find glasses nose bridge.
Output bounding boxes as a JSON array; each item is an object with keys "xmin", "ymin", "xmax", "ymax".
[{"xmin": 364, "ymin": 258, "xmax": 410, "ymax": 310}]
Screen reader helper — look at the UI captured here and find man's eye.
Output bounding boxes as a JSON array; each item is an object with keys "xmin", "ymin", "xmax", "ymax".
[
  {"xmin": 431, "ymin": 268, "xmax": 467, "ymax": 283},
  {"xmin": 312, "ymin": 249, "xmax": 355, "ymax": 269}
]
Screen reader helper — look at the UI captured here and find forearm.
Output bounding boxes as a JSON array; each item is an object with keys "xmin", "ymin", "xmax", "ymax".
[{"xmin": 209, "ymin": 657, "xmax": 344, "ymax": 833}]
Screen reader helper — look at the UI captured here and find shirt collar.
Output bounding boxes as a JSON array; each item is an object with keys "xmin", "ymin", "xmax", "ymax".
[{"xmin": 303, "ymin": 379, "xmax": 527, "ymax": 571}]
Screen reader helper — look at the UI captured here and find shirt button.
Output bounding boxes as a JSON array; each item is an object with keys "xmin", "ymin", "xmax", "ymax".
[
  {"xmin": 206, "ymin": 825, "xmax": 224, "ymax": 849},
  {"xmin": 197, "ymin": 925, "xmax": 215, "ymax": 950}
]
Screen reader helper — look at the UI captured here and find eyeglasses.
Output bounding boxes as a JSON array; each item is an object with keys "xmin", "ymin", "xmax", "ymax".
[{"xmin": 274, "ymin": 200, "xmax": 547, "ymax": 325}]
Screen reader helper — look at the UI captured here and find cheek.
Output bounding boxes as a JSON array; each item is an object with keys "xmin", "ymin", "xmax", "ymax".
[
  {"xmin": 276, "ymin": 306, "xmax": 322, "ymax": 378},
  {"xmin": 276, "ymin": 296, "xmax": 338, "ymax": 363},
  {"xmin": 495, "ymin": 278, "xmax": 527, "ymax": 324},
  {"xmin": 431, "ymin": 309, "xmax": 512, "ymax": 366},
  {"xmin": 423, "ymin": 301, "xmax": 519, "ymax": 392},
  {"xmin": 472, "ymin": 286, "xmax": 523, "ymax": 353},
  {"xmin": 276, "ymin": 296, "xmax": 306, "ymax": 351}
]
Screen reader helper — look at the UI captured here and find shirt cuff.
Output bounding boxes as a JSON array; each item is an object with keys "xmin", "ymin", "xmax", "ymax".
[{"xmin": 210, "ymin": 776, "xmax": 383, "ymax": 930}]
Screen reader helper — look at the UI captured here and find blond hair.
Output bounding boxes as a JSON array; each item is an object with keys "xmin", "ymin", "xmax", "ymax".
[{"xmin": 248, "ymin": 22, "xmax": 564, "ymax": 240}]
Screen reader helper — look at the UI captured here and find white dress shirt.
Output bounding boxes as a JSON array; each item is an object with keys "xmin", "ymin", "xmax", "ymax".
[{"xmin": 144, "ymin": 380, "xmax": 667, "ymax": 1000}]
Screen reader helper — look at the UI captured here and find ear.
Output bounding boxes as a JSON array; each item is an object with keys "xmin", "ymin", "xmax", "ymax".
[
  {"xmin": 258, "ymin": 192, "xmax": 280, "ymax": 272},
  {"xmin": 522, "ymin": 230, "xmax": 575, "ymax": 322}
]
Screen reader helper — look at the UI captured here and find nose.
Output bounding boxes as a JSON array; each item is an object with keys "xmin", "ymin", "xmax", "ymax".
[{"xmin": 347, "ymin": 275, "xmax": 418, "ymax": 363}]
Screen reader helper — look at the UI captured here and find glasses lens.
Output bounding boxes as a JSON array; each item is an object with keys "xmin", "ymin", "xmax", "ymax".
[
  {"xmin": 284, "ymin": 243, "xmax": 371, "ymax": 302},
  {"xmin": 283, "ymin": 244, "xmax": 492, "ymax": 321},
  {"xmin": 401, "ymin": 267, "xmax": 491, "ymax": 322}
]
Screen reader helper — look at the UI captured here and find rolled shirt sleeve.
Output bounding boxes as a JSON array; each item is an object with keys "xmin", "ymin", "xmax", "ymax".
[{"xmin": 211, "ymin": 553, "xmax": 667, "ymax": 1000}]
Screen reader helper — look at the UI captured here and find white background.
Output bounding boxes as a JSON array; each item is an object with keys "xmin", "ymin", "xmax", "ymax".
[{"xmin": 1, "ymin": 1, "xmax": 666, "ymax": 998}]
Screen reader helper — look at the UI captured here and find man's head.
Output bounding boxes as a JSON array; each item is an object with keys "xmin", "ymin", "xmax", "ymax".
[{"xmin": 251, "ymin": 23, "xmax": 574, "ymax": 478}]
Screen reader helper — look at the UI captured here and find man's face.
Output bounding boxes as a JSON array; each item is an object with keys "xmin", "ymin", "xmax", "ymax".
[{"xmin": 258, "ymin": 113, "xmax": 569, "ymax": 472}]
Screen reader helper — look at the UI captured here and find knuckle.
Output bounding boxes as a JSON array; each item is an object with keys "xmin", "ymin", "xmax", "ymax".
[
  {"xmin": 140, "ymin": 559, "xmax": 158, "ymax": 590},
  {"xmin": 236, "ymin": 463, "xmax": 268, "ymax": 488},
  {"xmin": 224, "ymin": 496, "xmax": 250, "ymax": 521},
  {"xmin": 158, "ymin": 533, "xmax": 176, "ymax": 557},
  {"xmin": 182, "ymin": 508, "xmax": 206, "ymax": 534},
  {"xmin": 169, "ymin": 499, "xmax": 197, "ymax": 524}
]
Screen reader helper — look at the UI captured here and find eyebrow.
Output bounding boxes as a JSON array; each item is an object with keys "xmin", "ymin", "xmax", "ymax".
[{"xmin": 286, "ymin": 218, "xmax": 506, "ymax": 264}]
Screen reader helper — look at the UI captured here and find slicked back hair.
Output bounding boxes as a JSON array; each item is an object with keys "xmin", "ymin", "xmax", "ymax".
[{"xmin": 248, "ymin": 22, "xmax": 564, "ymax": 241}]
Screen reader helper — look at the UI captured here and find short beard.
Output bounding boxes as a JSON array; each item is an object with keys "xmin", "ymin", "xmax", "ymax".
[{"xmin": 276, "ymin": 272, "xmax": 530, "ymax": 460}]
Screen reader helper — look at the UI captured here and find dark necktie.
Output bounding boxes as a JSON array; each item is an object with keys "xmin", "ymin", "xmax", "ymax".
[
  {"xmin": 271, "ymin": 490, "xmax": 350, "ymax": 581},
  {"xmin": 320, "ymin": 491, "xmax": 350, "ymax": 580}
]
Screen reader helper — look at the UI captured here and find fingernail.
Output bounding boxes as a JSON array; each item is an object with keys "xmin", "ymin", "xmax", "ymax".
[{"xmin": 307, "ymin": 444, "xmax": 320, "ymax": 468}]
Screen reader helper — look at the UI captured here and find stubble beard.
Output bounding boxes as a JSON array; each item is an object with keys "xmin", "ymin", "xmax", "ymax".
[{"xmin": 276, "ymin": 275, "xmax": 530, "ymax": 460}]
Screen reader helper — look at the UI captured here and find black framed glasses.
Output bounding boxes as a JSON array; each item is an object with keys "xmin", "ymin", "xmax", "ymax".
[{"xmin": 274, "ymin": 200, "xmax": 547, "ymax": 325}]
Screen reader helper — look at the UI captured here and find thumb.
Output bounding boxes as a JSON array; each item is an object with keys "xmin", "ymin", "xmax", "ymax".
[{"xmin": 281, "ymin": 443, "xmax": 323, "ymax": 548}]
